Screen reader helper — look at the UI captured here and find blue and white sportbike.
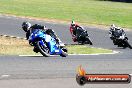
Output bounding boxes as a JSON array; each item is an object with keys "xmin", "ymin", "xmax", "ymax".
[{"xmin": 29, "ymin": 29, "xmax": 68, "ymax": 57}]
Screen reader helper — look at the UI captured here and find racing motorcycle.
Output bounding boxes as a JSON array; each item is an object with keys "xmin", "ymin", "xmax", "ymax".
[
  {"xmin": 110, "ymin": 30, "xmax": 132, "ymax": 49},
  {"xmin": 73, "ymin": 27, "xmax": 93, "ymax": 45},
  {"xmin": 29, "ymin": 29, "xmax": 68, "ymax": 57}
]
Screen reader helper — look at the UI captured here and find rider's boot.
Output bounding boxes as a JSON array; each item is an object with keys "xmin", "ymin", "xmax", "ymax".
[{"xmin": 33, "ymin": 47, "xmax": 39, "ymax": 53}]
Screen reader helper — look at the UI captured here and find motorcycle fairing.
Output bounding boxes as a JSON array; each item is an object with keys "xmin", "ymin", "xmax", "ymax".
[
  {"xmin": 29, "ymin": 29, "xmax": 62, "ymax": 55},
  {"xmin": 47, "ymin": 36, "xmax": 62, "ymax": 55}
]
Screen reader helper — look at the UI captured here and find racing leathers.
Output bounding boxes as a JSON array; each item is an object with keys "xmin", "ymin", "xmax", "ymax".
[
  {"xmin": 70, "ymin": 24, "xmax": 83, "ymax": 42},
  {"xmin": 109, "ymin": 26, "xmax": 126, "ymax": 45},
  {"xmin": 24, "ymin": 24, "xmax": 60, "ymax": 45}
]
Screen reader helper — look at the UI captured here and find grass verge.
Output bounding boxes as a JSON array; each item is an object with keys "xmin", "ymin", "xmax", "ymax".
[
  {"xmin": 0, "ymin": 36, "xmax": 112, "ymax": 55},
  {"xmin": 67, "ymin": 45, "xmax": 112, "ymax": 54},
  {"xmin": 0, "ymin": 0, "xmax": 132, "ymax": 28}
]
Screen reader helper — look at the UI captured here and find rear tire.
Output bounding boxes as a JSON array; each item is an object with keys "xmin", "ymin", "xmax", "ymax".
[{"xmin": 36, "ymin": 41, "xmax": 50, "ymax": 57}]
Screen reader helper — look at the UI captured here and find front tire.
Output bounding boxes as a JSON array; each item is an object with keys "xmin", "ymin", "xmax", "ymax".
[
  {"xmin": 124, "ymin": 40, "xmax": 132, "ymax": 49},
  {"xmin": 60, "ymin": 48, "xmax": 68, "ymax": 57},
  {"xmin": 86, "ymin": 37, "xmax": 93, "ymax": 45},
  {"xmin": 36, "ymin": 41, "xmax": 50, "ymax": 57}
]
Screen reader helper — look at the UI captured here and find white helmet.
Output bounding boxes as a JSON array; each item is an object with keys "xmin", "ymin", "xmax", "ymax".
[
  {"xmin": 71, "ymin": 20, "xmax": 75, "ymax": 26},
  {"xmin": 110, "ymin": 24, "xmax": 116, "ymax": 30}
]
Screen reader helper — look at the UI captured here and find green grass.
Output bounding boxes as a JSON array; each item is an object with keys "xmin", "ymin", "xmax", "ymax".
[
  {"xmin": 0, "ymin": 0, "xmax": 132, "ymax": 28},
  {"xmin": 0, "ymin": 36, "xmax": 112, "ymax": 55},
  {"xmin": 66, "ymin": 45, "xmax": 112, "ymax": 54}
]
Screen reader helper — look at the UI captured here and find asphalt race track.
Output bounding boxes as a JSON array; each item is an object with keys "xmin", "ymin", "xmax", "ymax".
[{"xmin": 0, "ymin": 15, "xmax": 132, "ymax": 88}]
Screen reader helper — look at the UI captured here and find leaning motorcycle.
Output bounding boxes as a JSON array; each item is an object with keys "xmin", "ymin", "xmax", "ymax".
[
  {"xmin": 110, "ymin": 31, "xmax": 132, "ymax": 49},
  {"xmin": 29, "ymin": 29, "xmax": 68, "ymax": 57},
  {"xmin": 75, "ymin": 27, "xmax": 93, "ymax": 45}
]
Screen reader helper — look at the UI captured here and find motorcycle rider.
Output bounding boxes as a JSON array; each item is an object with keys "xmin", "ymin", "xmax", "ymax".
[
  {"xmin": 22, "ymin": 22, "xmax": 62, "ymax": 52},
  {"xmin": 22, "ymin": 22, "xmax": 60, "ymax": 43},
  {"xmin": 22, "ymin": 22, "xmax": 32, "ymax": 40},
  {"xmin": 109, "ymin": 24, "xmax": 126, "ymax": 45},
  {"xmin": 70, "ymin": 20, "xmax": 86, "ymax": 42},
  {"xmin": 109, "ymin": 24, "xmax": 126, "ymax": 39}
]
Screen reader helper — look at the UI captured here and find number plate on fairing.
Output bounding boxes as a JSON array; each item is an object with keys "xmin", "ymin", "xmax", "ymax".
[{"xmin": 55, "ymin": 50, "xmax": 59, "ymax": 52}]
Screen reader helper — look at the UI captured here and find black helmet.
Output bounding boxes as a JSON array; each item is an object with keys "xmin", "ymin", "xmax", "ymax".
[{"xmin": 22, "ymin": 22, "xmax": 31, "ymax": 32}]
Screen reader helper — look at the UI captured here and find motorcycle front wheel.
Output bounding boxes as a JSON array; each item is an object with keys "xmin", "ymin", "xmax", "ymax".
[
  {"xmin": 124, "ymin": 40, "xmax": 132, "ymax": 49},
  {"xmin": 60, "ymin": 48, "xmax": 68, "ymax": 57},
  {"xmin": 86, "ymin": 37, "xmax": 93, "ymax": 45},
  {"xmin": 36, "ymin": 41, "xmax": 50, "ymax": 57}
]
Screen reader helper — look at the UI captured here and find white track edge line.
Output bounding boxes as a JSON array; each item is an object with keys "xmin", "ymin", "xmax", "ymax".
[
  {"xmin": 1, "ymin": 34, "xmax": 119, "ymax": 56},
  {"xmin": 19, "ymin": 51, "xmax": 119, "ymax": 57}
]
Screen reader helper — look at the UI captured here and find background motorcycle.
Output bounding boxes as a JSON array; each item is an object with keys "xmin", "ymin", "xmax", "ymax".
[
  {"xmin": 75, "ymin": 27, "xmax": 93, "ymax": 45},
  {"xmin": 29, "ymin": 29, "xmax": 68, "ymax": 57},
  {"xmin": 110, "ymin": 31, "xmax": 132, "ymax": 49}
]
